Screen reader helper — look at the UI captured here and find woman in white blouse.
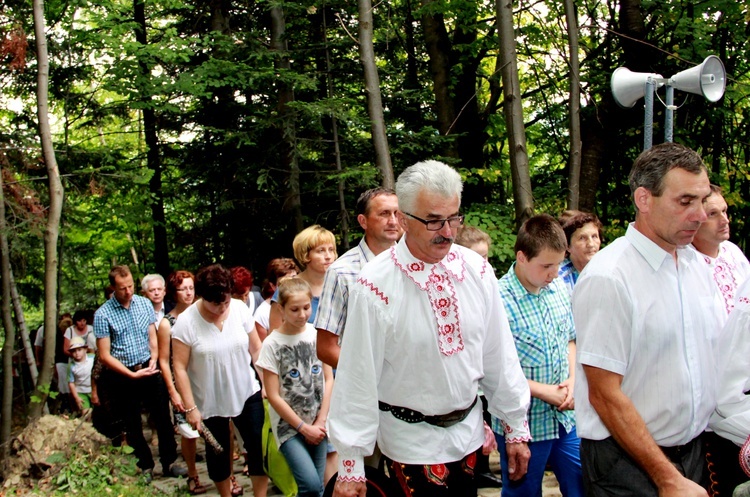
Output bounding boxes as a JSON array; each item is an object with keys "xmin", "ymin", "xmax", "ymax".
[{"xmin": 172, "ymin": 264, "xmax": 269, "ymax": 497}]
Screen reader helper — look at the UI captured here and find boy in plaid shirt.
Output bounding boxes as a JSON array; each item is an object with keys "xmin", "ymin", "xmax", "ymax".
[{"xmin": 492, "ymin": 214, "xmax": 583, "ymax": 496}]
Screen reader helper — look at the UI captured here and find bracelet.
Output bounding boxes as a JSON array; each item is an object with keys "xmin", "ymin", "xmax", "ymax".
[
  {"xmin": 295, "ymin": 420, "xmax": 304, "ymax": 431},
  {"xmin": 184, "ymin": 405, "xmax": 198, "ymax": 414}
]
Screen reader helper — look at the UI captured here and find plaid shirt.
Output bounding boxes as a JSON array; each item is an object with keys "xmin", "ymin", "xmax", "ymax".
[
  {"xmin": 93, "ymin": 294, "xmax": 156, "ymax": 367},
  {"xmin": 492, "ymin": 263, "xmax": 576, "ymax": 441},
  {"xmin": 313, "ymin": 237, "xmax": 376, "ymax": 339},
  {"xmin": 557, "ymin": 258, "xmax": 579, "ymax": 298}
]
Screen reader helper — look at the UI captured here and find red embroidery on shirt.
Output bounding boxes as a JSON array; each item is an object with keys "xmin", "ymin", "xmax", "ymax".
[
  {"xmin": 408, "ymin": 261, "xmax": 425, "ymax": 272},
  {"xmin": 704, "ymin": 246, "xmax": 742, "ymax": 314},
  {"xmin": 342, "ymin": 459, "xmax": 355, "ymax": 474},
  {"xmin": 505, "ymin": 435, "xmax": 532, "ymax": 443},
  {"xmin": 357, "ymin": 277, "xmax": 389, "ymax": 305},
  {"xmin": 501, "ymin": 418, "xmax": 530, "ymax": 443},
  {"xmin": 392, "ymin": 247, "xmax": 465, "ymax": 356},
  {"xmin": 337, "ymin": 475, "xmax": 367, "ymax": 483}
]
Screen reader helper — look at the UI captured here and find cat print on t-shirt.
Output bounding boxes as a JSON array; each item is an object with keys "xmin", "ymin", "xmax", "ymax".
[{"xmin": 275, "ymin": 339, "xmax": 325, "ymax": 443}]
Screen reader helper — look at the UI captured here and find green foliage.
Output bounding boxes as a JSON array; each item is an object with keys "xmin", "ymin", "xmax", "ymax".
[
  {"xmin": 46, "ymin": 445, "xmax": 185, "ymax": 496},
  {"xmin": 30, "ymin": 383, "xmax": 59, "ymax": 404},
  {"xmin": 463, "ymin": 204, "xmax": 518, "ymax": 274}
]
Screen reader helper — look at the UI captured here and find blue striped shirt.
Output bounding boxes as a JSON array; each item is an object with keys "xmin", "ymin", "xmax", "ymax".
[
  {"xmin": 94, "ymin": 295, "xmax": 156, "ymax": 367},
  {"xmin": 492, "ymin": 263, "xmax": 576, "ymax": 441},
  {"xmin": 313, "ymin": 237, "xmax": 375, "ymax": 339}
]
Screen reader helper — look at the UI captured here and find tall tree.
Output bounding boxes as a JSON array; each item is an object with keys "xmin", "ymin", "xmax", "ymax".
[
  {"xmin": 497, "ymin": 0, "xmax": 533, "ymax": 226},
  {"xmin": 29, "ymin": 0, "xmax": 64, "ymax": 420},
  {"xmin": 0, "ymin": 164, "xmax": 15, "ymax": 457},
  {"xmin": 134, "ymin": 0, "xmax": 170, "ymax": 276},
  {"xmin": 564, "ymin": 0, "xmax": 582, "ymax": 210},
  {"xmin": 358, "ymin": 0, "xmax": 394, "ymax": 189},
  {"xmin": 270, "ymin": 3, "xmax": 303, "ymax": 234}
]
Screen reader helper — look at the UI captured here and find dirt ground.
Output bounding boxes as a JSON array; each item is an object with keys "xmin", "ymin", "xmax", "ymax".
[
  {"xmin": 2, "ymin": 415, "xmax": 562, "ymax": 496},
  {"xmin": 0, "ymin": 414, "xmax": 136, "ymax": 494},
  {"xmin": 153, "ymin": 440, "xmax": 562, "ymax": 496}
]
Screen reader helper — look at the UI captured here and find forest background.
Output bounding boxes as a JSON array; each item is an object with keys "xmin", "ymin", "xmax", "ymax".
[{"xmin": 0, "ymin": 0, "xmax": 748, "ymax": 429}]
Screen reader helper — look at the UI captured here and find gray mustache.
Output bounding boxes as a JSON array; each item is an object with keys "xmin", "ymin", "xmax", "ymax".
[{"xmin": 432, "ymin": 236, "xmax": 454, "ymax": 244}]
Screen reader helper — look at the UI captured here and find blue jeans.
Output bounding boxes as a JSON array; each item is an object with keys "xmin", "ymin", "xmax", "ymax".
[
  {"xmin": 279, "ymin": 433, "xmax": 326, "ymax": 497},
  {"xmin": 496, "ymin": 424, "xmax": 584, "ymax": 497}
]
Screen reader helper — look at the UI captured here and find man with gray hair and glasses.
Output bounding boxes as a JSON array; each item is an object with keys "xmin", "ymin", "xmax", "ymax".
[
  {"xmin": 573, "ymin": 142, "xmax": 724, "ymax": 496},
  {"xmin": 329, "ymin": 160, "xmax": 530, "ymax": 497}
]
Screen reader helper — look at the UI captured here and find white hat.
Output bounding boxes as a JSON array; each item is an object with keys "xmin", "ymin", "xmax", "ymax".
[{"xmin": 68, "ymin": 336, "xmax": 87, "ymax": 351}]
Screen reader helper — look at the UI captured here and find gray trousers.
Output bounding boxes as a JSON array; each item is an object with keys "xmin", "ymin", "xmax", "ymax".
[{"xmin": 580, "ymin": 436, "xmax": 704, "ymax": 496}]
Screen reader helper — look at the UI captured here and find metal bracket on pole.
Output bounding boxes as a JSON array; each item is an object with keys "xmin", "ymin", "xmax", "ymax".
[
  {"xmin": 664, "ymin": 85, "xmax": 675, "ymax": 143},
  {"xmin": 643, "ymin": 79, "xmax": 655, "ymax": 150}
]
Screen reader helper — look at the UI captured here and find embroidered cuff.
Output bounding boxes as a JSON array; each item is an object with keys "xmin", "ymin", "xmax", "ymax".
[
  {"xmin": 740, "ymin": 434, "xmax": 750, "ymax": 478},
  {"xmin": 500, "ymin": 418, "xmax": 532, "ymax": 443},
  {"xmin": 337, "ymin": 456, "xmax": 366, "ymax": 482}
]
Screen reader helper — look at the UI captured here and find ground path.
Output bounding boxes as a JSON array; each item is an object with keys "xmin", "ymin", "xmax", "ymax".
[{"xmin": 151, "ymin": 436, "xmax": 562, "ymax": 496}]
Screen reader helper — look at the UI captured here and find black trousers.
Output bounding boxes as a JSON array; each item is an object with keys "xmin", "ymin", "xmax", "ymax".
[
  {"xmin": 705, "ymin": 431, "xmax": 749, "ymax": 496},
  {"xmin": 104, "ymin": 366, "xmax": 177, "ymax": 471},
  {"xmin": 202, "ymin": 391, "xmax": 265, "ymax": 483},
  {"xmin": 383, "ymin": 449, "xmax": 479, "ymax": 497},
  {"xmin": 581, "ymin": 436, "xmax": 704, "ymax": 497}
]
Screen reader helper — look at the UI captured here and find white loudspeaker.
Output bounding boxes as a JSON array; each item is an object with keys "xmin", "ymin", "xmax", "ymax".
[
  {"xmin": 668, "ymin": 55, "xmax": 726, "ymax": 102},
  {"xmin": 611, "ymin": 68, "xmax": 664, "ymax": 108}
]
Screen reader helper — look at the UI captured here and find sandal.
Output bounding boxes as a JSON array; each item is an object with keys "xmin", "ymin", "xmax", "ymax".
[
  {"xmin": 230, "ymin": 475, "xmax": 244, "ymax": 496},
  {"xmin": 187, "ymin": 475, "xmax": 208, "ymax": 495}
]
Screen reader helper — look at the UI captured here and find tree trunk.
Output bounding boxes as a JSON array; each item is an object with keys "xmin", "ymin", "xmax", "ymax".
[
  {"xmin": 358, "ymin": 0, "xmax": 394, "ymax": 189},
  {"xmin": 0, "ymin": 166, "xmax": 16, "ymax": 457},
  {"xmin": 270, "ymin": 5, "xmax": 303, "ymax": 234},
  {"xmin": 496, "ymin": 0, "xmax": 533, "ymax": 227},
  {"xmin": 134, "ymin": 0, "xmax": 170, "ymax": 276},
  {"xmin": 29, "ymin": 0, "xmax": 64, "ymax": 422},
  {"xmin": 10, "ymin": 270, "xmax": 37, "ymax": 387},
  {"xmin": 564, "ymin": 0, "xmax": 581, "ymax": 210},
  {"xmin": 421, "ymin": 0, "xmax": 458, "ymax": 159},
  {"xmin": 578, "ymin": 0, "xmax": 652, "ymax": 211},
  {"xmin": 322, "ymin": 10, "xmax": 350, "ymax": 249}
]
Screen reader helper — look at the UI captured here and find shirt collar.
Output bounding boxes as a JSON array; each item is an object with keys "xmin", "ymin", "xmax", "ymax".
[
  {"xmin": 357, "ymin": 237, "xmax": 377, "ymax": 264},
  {"xmin": 626, "ymin": 223, "xmax": 698, "ymax": 271},
  {"xmin": 504, "ymin": 262, "xmax": 555, "ymax": 299},
  {"xmin": 391, "ymin": 235, "xmax": 466, "ymax": 290}
]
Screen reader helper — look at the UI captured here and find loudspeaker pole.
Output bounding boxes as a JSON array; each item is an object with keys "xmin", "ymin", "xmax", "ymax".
[
  {"xmin": 644, "ymin": 78, "xmax": 656, "ymax": 150},
  {"xmin": 664, "ymin": 85, "xmax": 675, "ymax": 143}
]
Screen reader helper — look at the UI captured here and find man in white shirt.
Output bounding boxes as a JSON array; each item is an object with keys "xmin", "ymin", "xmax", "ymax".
[
  {"xmin": 691, "ymin": 184, "xmax": 750, "ymax": 316},
  {"xmin": 329, "ymin": 160, "xmax": 531, "ymax": 497},
  {"xmin": 573, "ymin": 142, "xmax": 724, "ymax": 497},
  {"xmin": 315, "ymin": 187, "xmax": 401, "ymax": 368},
  {"xmin": 142, "ymin": 274, "xmax": 168, "ymax": 323}
]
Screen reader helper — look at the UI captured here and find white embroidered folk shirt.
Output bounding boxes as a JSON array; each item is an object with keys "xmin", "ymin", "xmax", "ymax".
[
  {"xmin": 329, "ymin": 236, "xmax": 530, "ymax": 482},
  {"xmin": 573, "ymin": 224, "xmax": 725, "ymax": 446},
  {"xmin": 709, "ymin": 277, "xmax": 750, "ymax": 446},
  {"xmin": 692, "ymin": 240, "xmax": 750, "ymax": 317}
]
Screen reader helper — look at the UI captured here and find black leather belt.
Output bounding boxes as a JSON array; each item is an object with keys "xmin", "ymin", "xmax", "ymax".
[
  {"xmin": 378, "ymin": 396, "xmax": 478, "ymax": 428},
  {"xmin": 127, "ymin": 359, "xmax": 151, "ymax": 372},
  {"xmin": 660, "ymin": 435, "xmax": 701, "ymax": 463}
]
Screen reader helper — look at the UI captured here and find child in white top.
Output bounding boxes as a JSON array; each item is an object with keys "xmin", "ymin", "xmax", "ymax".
[
  {"xmin": 257, "ymin": 278, "xmax": 333, "ymax": 497},
  {"xmin": 67, "ymin": 337, "xmax": 94, "ymax": 412}
]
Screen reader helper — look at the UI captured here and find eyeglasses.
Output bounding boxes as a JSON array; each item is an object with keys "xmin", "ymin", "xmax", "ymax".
[{"xmin": 403, "ymin": 212, "xmax": 464, "ymax": 231}]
